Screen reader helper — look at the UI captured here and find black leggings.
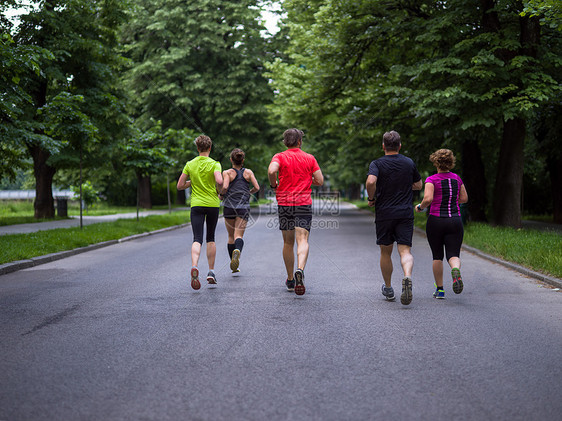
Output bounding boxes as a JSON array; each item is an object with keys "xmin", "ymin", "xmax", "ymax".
[
  {"xmin": 191, "ymin": 206, "xmax": 219, "ymax": 244},
  {"xmin": 426, "ymin": 215, "xmax": 464, "ymax": 261}
]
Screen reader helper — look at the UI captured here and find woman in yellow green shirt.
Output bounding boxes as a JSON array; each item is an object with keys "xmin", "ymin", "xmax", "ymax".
[{"xmin": 177, "ymin": 135, "xmax": 223, "ymax": 289}]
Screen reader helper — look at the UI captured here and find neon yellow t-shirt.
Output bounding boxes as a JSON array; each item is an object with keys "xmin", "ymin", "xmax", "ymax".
[{"xmin": 183, "ymin": 156, "xmax": 222, "ymax": 207}]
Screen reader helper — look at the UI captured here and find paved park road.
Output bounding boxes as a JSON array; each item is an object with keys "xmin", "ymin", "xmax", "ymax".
[{"xmin": 1, "ymin": 201, "xmax": 561, "ymax": 420}]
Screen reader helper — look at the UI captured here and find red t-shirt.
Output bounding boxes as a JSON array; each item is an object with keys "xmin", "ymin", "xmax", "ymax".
[{"xmin": 271, "ymin": 148, "xmax": 320, "ymax": 206}]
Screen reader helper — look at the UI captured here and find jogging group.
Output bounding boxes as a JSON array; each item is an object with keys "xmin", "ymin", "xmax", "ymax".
[{"xmin": 177, "ymin": 128, "xmax": 468, "ymax": 305}]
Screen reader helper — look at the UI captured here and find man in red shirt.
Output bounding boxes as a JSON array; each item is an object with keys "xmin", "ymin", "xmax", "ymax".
[{"xmin": 268, "ymin": 128, "xmax": 324, "ymax": 295}]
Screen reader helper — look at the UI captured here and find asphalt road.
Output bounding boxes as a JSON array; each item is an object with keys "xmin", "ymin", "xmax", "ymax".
[{"xmin": 1, "ymin": 202, "xmax": 560, "ymax": 421}]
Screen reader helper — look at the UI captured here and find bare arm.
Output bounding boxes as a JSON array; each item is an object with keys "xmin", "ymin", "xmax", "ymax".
[
  {"xmin": 214, "ymin": 171, "xmax": 223, "ymax": 192},
  {"xmin": 459, "ymin": 184, "xmax": 468, "ymax": 204},
  {"xmin": 177, "ymin": 173, "xmax": 191, "ymax": 191},
  {"xmin": 365, "ymin": 174, "xmax": 377, "ymax": 207},
  {"xmin": 311, "ymin": 169, "xmax": 324, "ymax": 186},
  {"xmin": 412, "ymin": 179, "xmax": 422, "ymax": 191},
  {"xmin": 220, "ymin": 169, "xmax": 232, "ymax": 196},
  {"xmin": 245, "ymin": 169, "xmax": 260, "ymax": 194},
  {"xmin": 268, "ymin": 161, "xmax": 280, "ymax": 188},
  {"xmin": 416, "ymin": 182, "xmax": 434, "ymax": 212}
]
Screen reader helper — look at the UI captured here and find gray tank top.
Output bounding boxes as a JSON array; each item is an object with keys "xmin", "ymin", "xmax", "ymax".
[{"xmin": 223, "ymin": 168, "xmax": 251, "ymax": 209}]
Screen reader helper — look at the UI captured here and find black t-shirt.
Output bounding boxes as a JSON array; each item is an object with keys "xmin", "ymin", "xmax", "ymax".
[{"xmin": 368, "ymin": 154, "xmax": 421, "ymax": 221}]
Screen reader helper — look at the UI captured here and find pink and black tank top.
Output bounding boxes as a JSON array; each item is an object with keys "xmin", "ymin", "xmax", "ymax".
[{"xmin": 425, "ymin": 172, "xmax": 463, "ymax": 217}]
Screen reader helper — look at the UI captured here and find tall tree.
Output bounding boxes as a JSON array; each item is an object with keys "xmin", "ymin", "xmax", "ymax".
[
  {"xmin": 9, "ymin": 0, "xmax": 130, "ymax": 218},
  {"xmin": 121, "ymin": 0, "xmax": 275, "ymax": 150}
]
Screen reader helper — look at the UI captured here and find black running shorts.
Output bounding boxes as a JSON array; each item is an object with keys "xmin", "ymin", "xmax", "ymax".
[
  {"xmin": 375, "ymin": 218, "xmax": 414, "ymax": 247},
  {"xmin": 277, "ymin": 205, "xmax": 312, "ymax": 231}
]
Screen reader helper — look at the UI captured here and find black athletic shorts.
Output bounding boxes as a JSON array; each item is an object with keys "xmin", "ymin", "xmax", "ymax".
[
  {"xmin": 375, "ymin": 218, "xmax": 414, "ymax": 247},
  {"xmin": 190, "ymin": 206, "xmax": 219, "ymax": 244},
  {"xmin": 223, "ymin": 206, "xmax": 250, "ymax": 221},
  {"xmin": 278, "ymin": 205, "xmax": 312, "ymax": 231}
]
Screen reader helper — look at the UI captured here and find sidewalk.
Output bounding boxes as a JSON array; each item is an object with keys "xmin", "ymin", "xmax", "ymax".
[{"xmin": 0, "ymin": 209, "xmax": 188, "ymax": 236}]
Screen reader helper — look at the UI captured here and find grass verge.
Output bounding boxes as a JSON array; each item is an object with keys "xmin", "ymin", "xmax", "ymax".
[
  {"xmin": 0, "ymin": 212, "xmax": 189, "ymax": 265},
  {"xmin": 351, "ymin": 200, "xmax": 562, "ymax": 279}
]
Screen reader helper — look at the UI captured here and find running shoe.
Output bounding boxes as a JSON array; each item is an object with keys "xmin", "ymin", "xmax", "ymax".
[
  {"xmin": 207, "ymin": 271, "xmax": 217, "ymax": 285},
  {"xmin": 400, "ymin": 277, "xmax": 413, "ymax": 305},
  {"xmin": 294, "ymin": 269, "xmax": 305, "ymax": 296},
  {"xmin": 230, "ymin": 249, "xmax": 240, "ymax": 273},
  {"xmin": 452, "ymin": 268, "xmax": 463, "ymax": 294},
  {"xmin": 433, "ymin": 287, "xmax": 445, "ymax": 299},
  {"xmin": 285, "ymin": 278, "xmax": 295, "ymax": 292},
  {"xmin": 381, "ymin": 285, "xmax": 395, "ymax": 301},
  {"xmin": 191, "ymin": 267, "xmax": 200, "ymax": 290}
]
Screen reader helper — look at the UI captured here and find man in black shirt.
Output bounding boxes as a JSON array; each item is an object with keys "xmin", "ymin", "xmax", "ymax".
[{"xmin": 365, "ymin": 131, "xmax": 422, "ymax": 305}]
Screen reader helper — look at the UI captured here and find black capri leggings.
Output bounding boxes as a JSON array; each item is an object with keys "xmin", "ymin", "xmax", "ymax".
[
  {"xmin": 190, "ymin": 206, "xmax": 220, "ymax": 244},
  {"xmin": 426, "ymin": 215, "xmax": 464, "ymax": 261}
]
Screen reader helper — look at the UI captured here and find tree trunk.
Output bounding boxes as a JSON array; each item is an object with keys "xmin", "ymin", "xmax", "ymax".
[
  {"xmin": 29, "ymin": 144, "xmax": 56, "ymax": 219},
  {"xmin": 546, "ymin": 154, "xmax": 562, "ymax": 224},
  {"xmin": 348, "ymin": 183, "xmax": 361, "ymax": 200},
  {"xmin": 138, "ymin": 174, "xmax": 152, "ymax": 209},
  {"xmin": 176, "ymin": 189, "xmax": 186, "ymax": 205},
  {"xmin": 461, "ymin": 138, "xmax": 488, "ymax": 222},
  {"xmin": 492, "ymin": 117, "xmax": 525, "ymax": 227}
]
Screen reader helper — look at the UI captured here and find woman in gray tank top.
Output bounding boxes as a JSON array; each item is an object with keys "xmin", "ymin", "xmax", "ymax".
[{"xmin": 219, "ymin": 148, "xmax": 260, "ymax": 273}]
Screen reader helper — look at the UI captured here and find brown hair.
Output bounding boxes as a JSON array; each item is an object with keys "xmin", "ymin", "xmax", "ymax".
[
  {"xmin": 230, "ymin": 148, "xmax": 245, "ymax": 166},
  {"xmin": 283, "ymin": 128, "xmax": 304, "ymax": 147},
  {"xmin": 430, "ymin": 149, "xmax": 456, "ymax": 171},
  {"xmin": 195, "ymin": 135, "xmax": 212, "ymax": 152},
  {"xmin": 382, "ymin": 130, "xmax": 401, "ymax": 152}
]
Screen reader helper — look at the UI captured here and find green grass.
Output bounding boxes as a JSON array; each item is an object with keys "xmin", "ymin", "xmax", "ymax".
[
  {"xmin": 0, "ymin": 200, "xmax": 187, "ymax": 225},
  {"xmin": 350, "ymin": 200, "xmax": 562, "ymax": 279},
  {"xmin": 0, "ymin": 212, "xmax": 190, "ymax": 265}
]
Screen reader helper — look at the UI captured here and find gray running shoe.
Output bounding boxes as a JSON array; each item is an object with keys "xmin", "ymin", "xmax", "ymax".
[
  {"xmin": 400, "ymin": 277, "xmax": 412, "ymax": 305},
  {"xmin": 381, "ymin": 285, "xmax": 395, "ymax": 301},
  {"xmin": 452, "ymin": 268, "xmax": 463, "ymax": 294},
  {"xmin": 206, "ymin": 271, "xmax": 217, "ymax": 285}
]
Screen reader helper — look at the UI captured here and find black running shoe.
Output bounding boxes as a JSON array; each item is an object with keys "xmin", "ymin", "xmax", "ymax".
[
  {"xmin": 294, "ymin": 269, "xmax": 305, "ymax": 296},
  {"xmin": 400, "ymin": 277, "xmax": 412, "ymax": 305},
  {"xmin": 285, "ymin": 278, "xmax": 295, "ymax": 292}
]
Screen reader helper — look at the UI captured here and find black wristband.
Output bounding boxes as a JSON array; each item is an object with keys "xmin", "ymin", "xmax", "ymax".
[
  {"xmin": 270, "ymin": 184, "xmax": 277, "ymax": 189},
  {"xmin": 368, "ymin": 197, "xmax": 375, "ymax": 201}
]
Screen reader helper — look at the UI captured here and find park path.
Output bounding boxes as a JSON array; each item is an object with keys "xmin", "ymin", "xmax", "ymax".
[
  {"xmin": 0, "ymin": 201, "xmax": 560, "ymax": 420},
  {"xmin": 0, "ymin": 208, "xmax": 189, "ymax": 236}
]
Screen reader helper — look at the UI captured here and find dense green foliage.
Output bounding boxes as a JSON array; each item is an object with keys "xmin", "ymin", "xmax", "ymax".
[
  {"xmin": 1, "ymin": 0, "xmax": 561, "ymax": 227},
  {"xmin": 267, "ymin": 0, "xmax": 562, "ymax": 226}
]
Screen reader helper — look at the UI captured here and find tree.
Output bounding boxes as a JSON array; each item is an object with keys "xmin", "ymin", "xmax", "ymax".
[
  {"xmin": 8, "ymin": 0, "xmax": 130, "ymax": 218},
  {"xmin": 120, "ymin": 0, "xmax": 276, "ymax": 159}
]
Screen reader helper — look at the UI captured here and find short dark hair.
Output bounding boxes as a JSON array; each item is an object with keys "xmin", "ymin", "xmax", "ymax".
[
  {"xmin": 283, "ymin": 128, "xmax": 303, "ymax": 147},
  {"xmin": 382, "ymin": 130, "xmax": 401, "ymax": 151},
  {"xmin": 195, "ymin": 135, "xmax": 212, "ymax": 152},
  {"xmin": 230, "ymin": 148, "xmax": 245, "ymax": 166}
]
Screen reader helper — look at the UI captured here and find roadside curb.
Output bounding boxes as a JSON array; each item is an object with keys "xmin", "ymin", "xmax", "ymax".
[
  {"xmin": 413, "ymin": 227, "xmax": 562, "ymax": 289},
  {"xmin": 0, "ymin": 223, "xmax": 190, "ymax": 276}
]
